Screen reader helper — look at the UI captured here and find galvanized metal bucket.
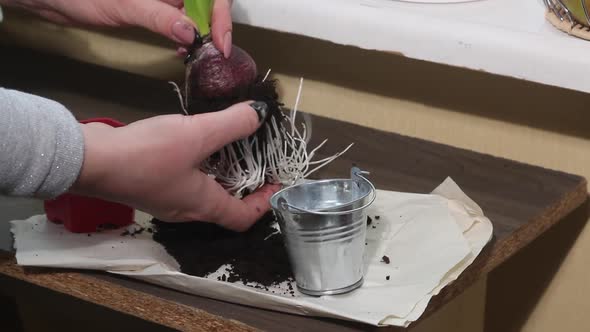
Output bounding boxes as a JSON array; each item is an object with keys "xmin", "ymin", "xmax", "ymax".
[{"xmin": 270, "ymin": 167, "xmax": 376, "ymax": 296}]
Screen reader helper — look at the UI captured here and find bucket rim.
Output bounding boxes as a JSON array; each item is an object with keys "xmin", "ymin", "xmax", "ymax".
[{"xmin": 269, "ymin": 168, "xmax": 376, "ymax": 215}]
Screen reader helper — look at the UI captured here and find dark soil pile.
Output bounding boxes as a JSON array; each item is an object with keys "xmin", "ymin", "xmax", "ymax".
[{"xmin": 150, "ymin": 212, "xmax": 294, "ymax": 290}]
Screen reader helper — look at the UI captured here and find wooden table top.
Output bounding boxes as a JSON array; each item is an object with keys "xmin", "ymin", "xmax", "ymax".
[{"xmin": 0, "ymin": 47, "xmax": 588, "ymax": 331}]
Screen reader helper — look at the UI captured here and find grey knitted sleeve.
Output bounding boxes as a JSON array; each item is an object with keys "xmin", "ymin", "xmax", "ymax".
[{"xmin": 0, "ymin": 88, "xmax": 84, "ymax": 198}]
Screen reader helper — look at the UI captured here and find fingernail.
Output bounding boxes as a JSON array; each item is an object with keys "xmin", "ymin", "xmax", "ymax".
[
  {"xmin": 250, "ymin": 101, "xmax": 268, "ymax": 123},
  {"xmin": 223, "ymin": 31, "xmax": 232, "ymax": 58},
  {"xmin": 172, "ymin": 19, "xmax": 195, "ymax": 44}
]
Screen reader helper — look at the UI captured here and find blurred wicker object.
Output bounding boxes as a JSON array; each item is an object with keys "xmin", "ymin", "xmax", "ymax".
[{"xmin": 545, "ymin": 0, "xmax": 590, "ymax": 40}]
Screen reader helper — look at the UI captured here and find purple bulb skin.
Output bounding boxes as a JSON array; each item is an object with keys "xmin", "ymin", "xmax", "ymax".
[{"xmin": 188, "ymin": 42, "xmax": 258, "ymax": 99}]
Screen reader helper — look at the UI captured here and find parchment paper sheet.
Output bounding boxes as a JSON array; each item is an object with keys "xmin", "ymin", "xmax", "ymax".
[{"xmin": 11, "ymin": 177, "xmax": 492, "ymax": 327}]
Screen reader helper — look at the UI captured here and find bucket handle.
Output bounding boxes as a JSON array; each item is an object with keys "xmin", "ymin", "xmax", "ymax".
[{"xmin": 278, "ymin": 167, "xmax": 377, "ymax": 215}]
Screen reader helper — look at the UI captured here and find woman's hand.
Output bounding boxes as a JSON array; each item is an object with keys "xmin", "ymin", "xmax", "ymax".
[
  {"xmin": 71, "ymin": 101, "xmax": 280, "ymax": 232},
  {"xmin": 0, "ymin": 0, "xmax": 234, "ymax": 56}
]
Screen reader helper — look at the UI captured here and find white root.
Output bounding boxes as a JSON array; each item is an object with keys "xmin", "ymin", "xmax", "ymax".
[
  {"xmin": 168, "ymin": 81, "xmax": 189, "ymax": 115},
  {"xmin": 198, "ymin": 72, "xmax": 353, "ymax": 197},
  {"xmin": 290, "ymin": 77, "xmax": 304, "ymax": 136},
  {"xmin": 264, "ymin": 228, "xmax": 281, "ymax": 240},
  {"xmin": 262, "ymin": 68, "xmax": 272, "ymax": 82}
]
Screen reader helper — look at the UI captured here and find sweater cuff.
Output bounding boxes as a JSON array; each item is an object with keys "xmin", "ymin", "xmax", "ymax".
[{"xmin": 38, "ymin": 106, "xmax": 85, "ymax": 198}]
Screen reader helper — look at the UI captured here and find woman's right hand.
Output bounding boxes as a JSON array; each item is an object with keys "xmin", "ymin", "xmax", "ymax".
[{"xmin": 0, "ymin": 0, "xmax": 234, "ymax": 57}]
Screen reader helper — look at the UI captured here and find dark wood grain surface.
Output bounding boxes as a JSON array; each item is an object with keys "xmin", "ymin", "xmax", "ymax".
[{"xmin": 0, "ymin": 47, "xmax": 588, "ymax": 331}]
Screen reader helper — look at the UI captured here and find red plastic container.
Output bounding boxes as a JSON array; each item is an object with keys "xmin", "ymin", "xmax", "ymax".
[{"xmin": 44, "ymin": 118, "xmax": 134, "ymax": 233}]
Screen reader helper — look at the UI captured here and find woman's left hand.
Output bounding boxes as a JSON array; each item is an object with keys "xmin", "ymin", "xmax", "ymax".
[{"xmin": 71, "ymin": 101, "xmax": 280, "ymax": 232}]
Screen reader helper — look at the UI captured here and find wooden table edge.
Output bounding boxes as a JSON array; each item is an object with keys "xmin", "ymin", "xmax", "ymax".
[
  {"xmin": 417, "ymin": 177, "xmax": 589, "ymax": 323},
  {"xmin": 0, "ymin": 252, "xmax": 259, "ymax": 332},
  {"xmin": 488, "ymin": 178, "xmax": 588, "ymax": 271},
  {"xmin": 1, "ymin": 180, "xmax": 587, "ymax": 332}
]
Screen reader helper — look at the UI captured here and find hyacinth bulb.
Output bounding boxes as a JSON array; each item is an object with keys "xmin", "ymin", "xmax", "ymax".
[{"xmin": 186, "ymin": 42, "xmax": 257, "ymax": 101}]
